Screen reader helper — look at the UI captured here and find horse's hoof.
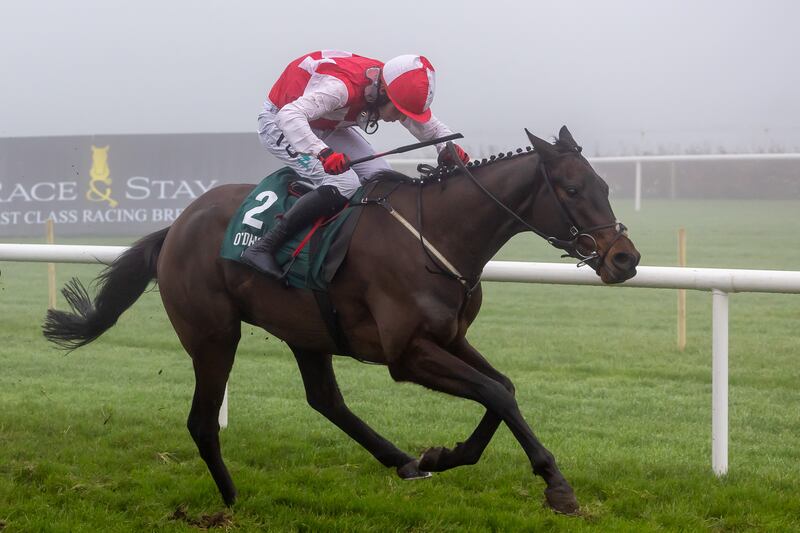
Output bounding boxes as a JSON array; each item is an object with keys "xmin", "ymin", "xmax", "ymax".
[
  {"xmin": 397, "ymin": 459, "xmax": 432, "ymax": 480},
  {"xmin": 420, "ymin": 445, "xmax": 464, "ymax": 472},
  {"xmin": 544, "ymin": 483, "xmax": 580, "ymax": 516},
  {"xmin": 221, "ymin": 489, "xmax": 237, "ymax": 507},
  {"xmin": 419, "ymin": 447, "xmax": 446, "ymax": 471}
]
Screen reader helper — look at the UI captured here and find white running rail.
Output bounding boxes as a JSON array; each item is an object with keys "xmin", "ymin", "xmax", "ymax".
[{"xmin": 3, "ymin": 243, "xmax": 800, "ymax": 476}]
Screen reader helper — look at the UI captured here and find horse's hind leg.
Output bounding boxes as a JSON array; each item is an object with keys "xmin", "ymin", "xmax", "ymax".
[
  {"xmin": 184, "ymin": 327, "xmax": 240, "ymax": 505},
  {"xmin": 291, "ymin": 347, "xmax": 427, "ymax": 479}
]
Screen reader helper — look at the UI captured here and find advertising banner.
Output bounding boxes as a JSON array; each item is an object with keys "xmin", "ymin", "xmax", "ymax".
[{"xmin": 0, "ymin": 133, "xmax": 281, "ymax": 237}]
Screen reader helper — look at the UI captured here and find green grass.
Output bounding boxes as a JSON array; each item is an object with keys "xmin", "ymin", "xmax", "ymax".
[{"xmin": 1, "ymin": 200, "xmax": 799, "ymax": 532}]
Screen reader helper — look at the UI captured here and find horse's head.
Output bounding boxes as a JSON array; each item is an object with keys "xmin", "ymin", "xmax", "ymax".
[{"xmin": 525, "ymin": 126, "xmax": 640, "ymax": 284}]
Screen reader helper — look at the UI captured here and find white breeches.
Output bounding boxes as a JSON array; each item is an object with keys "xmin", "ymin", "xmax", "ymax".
[{"xmin": 257, "ymin": 106, "xmax": 390, "ymax": 198}]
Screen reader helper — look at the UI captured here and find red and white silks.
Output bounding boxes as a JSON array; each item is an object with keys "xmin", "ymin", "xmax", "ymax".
[{"xmin": 261, "ymin": 50, "xmax": 454, "ymax": 158}]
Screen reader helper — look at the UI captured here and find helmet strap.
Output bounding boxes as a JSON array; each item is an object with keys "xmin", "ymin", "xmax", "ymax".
[{"xmin": 360, "ymin": 67, "xmax": 385, "ymax": 134}]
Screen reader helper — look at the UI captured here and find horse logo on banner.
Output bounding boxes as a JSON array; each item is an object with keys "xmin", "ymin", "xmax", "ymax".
[{"xmin": 87, "ymin": 145, "xmax": 118, "ymax": 208}]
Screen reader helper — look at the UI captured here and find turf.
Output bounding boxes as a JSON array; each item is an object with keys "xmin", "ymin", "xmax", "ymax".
[{"xmin": 1, "ymin": 200, "xmax": 799, "ymax": 532}]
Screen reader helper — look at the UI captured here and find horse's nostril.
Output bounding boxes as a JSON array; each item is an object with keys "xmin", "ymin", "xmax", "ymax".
[{"xmin": 612, "ymin": 252, "xmax": 636, "ymax": 270}]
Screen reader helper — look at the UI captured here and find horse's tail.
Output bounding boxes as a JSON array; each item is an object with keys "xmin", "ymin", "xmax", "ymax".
[{"xmin": 42, "ymin": 227, "xmax": 170, "ymax": 350}]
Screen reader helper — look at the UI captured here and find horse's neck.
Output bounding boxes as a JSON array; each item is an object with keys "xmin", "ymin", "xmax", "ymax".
[{"xmin": 420, "ymin": 155, "xmax": 540, "ymax": 279}]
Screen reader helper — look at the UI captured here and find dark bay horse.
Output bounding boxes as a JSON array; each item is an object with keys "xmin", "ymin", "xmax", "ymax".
[{"xmin": 43, "ymin": 127, "xmax": 640, "ymax": 515}]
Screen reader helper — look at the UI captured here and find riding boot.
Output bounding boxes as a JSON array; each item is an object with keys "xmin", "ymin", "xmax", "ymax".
[{"xmin": 240, "ymin": 185, "xmax": 348, "ymax": 278}]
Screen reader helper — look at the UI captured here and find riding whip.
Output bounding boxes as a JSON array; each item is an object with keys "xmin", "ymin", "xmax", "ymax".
[{"xmin": 347, "ymin": 133, "xmax": 464, "ymax": 167}]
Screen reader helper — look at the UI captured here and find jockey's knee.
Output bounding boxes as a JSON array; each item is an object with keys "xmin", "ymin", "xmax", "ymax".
[
  {"xmin": 320, "ymin": 177, "xmax": 359, "ymax": 200},
  {"xmin": 317, "ymin": 184, "xmax": 348, "ymax": 204}
]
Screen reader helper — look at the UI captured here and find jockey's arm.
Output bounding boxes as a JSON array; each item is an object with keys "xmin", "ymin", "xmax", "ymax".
[
  {"xmin": 401, "ymin": 114, "xmax": 455, "ymax": 155},
  {"xmin": 275, "ymin": 83, "xmax": 348, "ymax": 157}
]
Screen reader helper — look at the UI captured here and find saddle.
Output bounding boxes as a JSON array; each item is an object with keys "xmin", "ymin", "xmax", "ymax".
[{"xmin": 220, "ymin": 167, "xmax": 366, "ymax": 291}]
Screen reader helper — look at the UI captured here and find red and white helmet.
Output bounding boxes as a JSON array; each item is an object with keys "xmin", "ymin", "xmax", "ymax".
[{"xmin": 382, "ymin": 54, "xmax": 436, "ymax": 123}]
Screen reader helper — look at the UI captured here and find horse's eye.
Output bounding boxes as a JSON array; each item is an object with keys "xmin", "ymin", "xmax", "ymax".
[{"xmin": 565, "ymin": 187, "xmax": 578, "ymax": 197}]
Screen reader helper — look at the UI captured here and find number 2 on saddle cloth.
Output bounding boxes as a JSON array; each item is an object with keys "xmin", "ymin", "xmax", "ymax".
[{"xmin": 219, "ymin": 167, "xmax": 366, "ymax": 292}]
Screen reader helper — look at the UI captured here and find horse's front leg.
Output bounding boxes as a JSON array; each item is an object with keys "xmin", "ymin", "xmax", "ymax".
[
  {"xmin": 419, "ymin": 337, "xmax": 513, "ymax": 472},
  {"xmin": 389, "ymin": 337, "xmax": 579, "ymax": 515},
  {"xmin": 291, "ymin": 347, "xmax": 428, "ymax": 479}
]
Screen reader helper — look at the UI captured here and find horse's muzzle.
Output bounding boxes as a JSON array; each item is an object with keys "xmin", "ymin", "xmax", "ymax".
[{"xmin": 598, "ymin": 241, "xmax": 640, "ymax": 284}]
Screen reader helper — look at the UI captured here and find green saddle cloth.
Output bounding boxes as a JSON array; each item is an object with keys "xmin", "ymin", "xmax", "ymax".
[{"xmin": 220, "ymin": 167, "xmax": 364, "ymax": 291}]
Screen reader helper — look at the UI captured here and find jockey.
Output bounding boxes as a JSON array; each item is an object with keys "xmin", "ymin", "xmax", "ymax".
[{"xmin": 240, "ymin": 50, "xmax": 470, "ymax": 278}]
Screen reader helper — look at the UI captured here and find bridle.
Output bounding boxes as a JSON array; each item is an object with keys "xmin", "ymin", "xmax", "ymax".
[{"xmin": 447, "ymin": 142, "xmax": 628, "ymax": 269}]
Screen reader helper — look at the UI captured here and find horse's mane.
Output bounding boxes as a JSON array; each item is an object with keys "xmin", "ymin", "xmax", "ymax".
[
  {"xmin": 368, "ymin": 168, "xmax": 420, "ymax": 184},
  {"xmin": 369, "ymin": 136, "xmax": 581, "ymax": 185},
  {"xmin": 370, "ymin": 144, "xmax": 536, "ymax": 184}
]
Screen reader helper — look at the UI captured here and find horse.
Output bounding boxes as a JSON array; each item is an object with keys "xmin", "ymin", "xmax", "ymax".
[{"xmin": 43, "ymin": 127, "xmax": 640, "ymax": 515}]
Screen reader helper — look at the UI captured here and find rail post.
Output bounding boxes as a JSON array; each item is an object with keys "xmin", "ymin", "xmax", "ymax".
[
  {"xmin": 219, "ymin": 385, "xmax": 228, "ymax": 429},
  {"xmin": 712, "ymin": 289, "xmax": 729, "ymax": 476},
  {"xmin": 634, "ymin": 160, "xmax": 642, "ymax": 211}
]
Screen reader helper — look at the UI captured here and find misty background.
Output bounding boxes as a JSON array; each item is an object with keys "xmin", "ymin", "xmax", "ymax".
[{"xmin": 2, "ymin": 0, "xmax": 799, "ymax": 156}]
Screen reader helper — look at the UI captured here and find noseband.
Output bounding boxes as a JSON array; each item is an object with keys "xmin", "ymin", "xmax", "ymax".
[
  {"xmin": 447, "ymin": 142, "xmax": 628, "ymax": 268},
  {"xmin": 537, "ymin": 161, "xmax": 628, "ymax": 267}
]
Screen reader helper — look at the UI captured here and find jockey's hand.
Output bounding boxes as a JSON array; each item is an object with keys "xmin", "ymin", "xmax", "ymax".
[
  {"xmin": 318, "ymin": 148, "xmax": 351, "ymax": 175},
  {"xmin": 437, "ymin": 143, "xmax": 470, "ymax": 167}
]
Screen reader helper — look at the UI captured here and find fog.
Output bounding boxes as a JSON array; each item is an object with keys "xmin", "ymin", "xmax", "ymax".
[{"xmin": 2, "ymin": 0, "xmax": 799, "ymax": 155}]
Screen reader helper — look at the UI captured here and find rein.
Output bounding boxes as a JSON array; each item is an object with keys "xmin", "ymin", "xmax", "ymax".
[{"xmin": 446, "ymin": 142, "xmax": 627, "ymax": 268}]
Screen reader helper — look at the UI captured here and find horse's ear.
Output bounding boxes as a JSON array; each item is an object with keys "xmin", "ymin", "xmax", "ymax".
[
  {"xmin": 525, "ymin": 128, "xmax": 559, "ymax": 161},
  {"xmin": 558, "ymin": 126, "xmax": 578, "ymax": 147}
]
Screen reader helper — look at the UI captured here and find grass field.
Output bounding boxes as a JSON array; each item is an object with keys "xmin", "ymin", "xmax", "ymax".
[{"xmin": 1, "ymin": 199, "xmax": 799, "ymax": 532}]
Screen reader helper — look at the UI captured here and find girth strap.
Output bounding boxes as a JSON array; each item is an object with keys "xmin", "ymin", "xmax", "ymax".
[
  {"xmin": 313, "ymin": 290, "xmax": 352, "ymax": 356},
  {"xmin": 312, "ymin": 291, "xmax": 382, "ymax": 364},
  {"xmin": 313, "ymin": 291, "xmax": 353, "ymax": 355}
]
